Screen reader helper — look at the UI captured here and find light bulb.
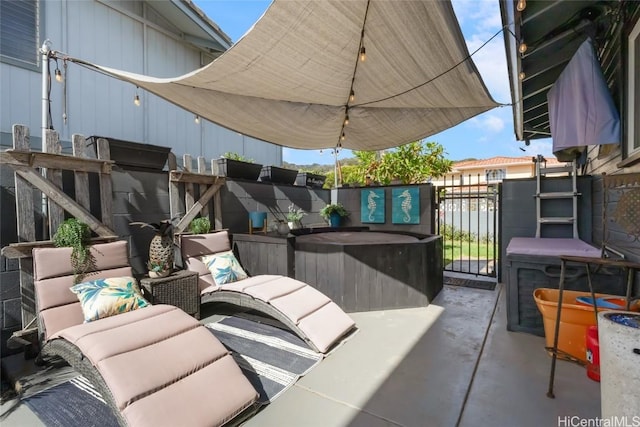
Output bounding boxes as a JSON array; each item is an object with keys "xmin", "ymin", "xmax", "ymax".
[
  {"xmin": 518, "ymin": 42, "xmax": 528, "ymax": 54},
  {"xmin": 55, "ymin": 68, "xmax": 62, "ymax": 82},
  {"xmin": 518, "ymin": 71, "xmax": 526, "ymax": 81},
  {"xmin": 516, "ymin": 0, "xmax": 526, "ymax": 12},
  {"xmin": 194, "ymin": 115, "xmax": 200, "ymax": 124},
  {"xmin": 344, "ymin": 114, "xmax": 349, "ymax": 126},
  {"xmin": 359, "ymin": 46, "xmax": 366, "ymax": 62},
  {"xmin": 340, "ymin": 132, "xmax": 345, "ymax": 141},
  {"xmin": 349, "ymin": 90, "xmax": 355, "ymax": 103},
  {"xmin": 134, "ymin": 94, "xmax": 140, "ymax": 106}
]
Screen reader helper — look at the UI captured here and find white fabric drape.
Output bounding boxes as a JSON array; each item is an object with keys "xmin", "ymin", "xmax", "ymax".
[{"xmin": 80, "ymin": 0, "xmax": 497, "ymax": 150}]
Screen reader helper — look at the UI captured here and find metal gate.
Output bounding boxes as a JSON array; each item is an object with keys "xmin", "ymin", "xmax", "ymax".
[{"xmin": 436, "ymin": 175, "xmax": 500, "ymax": 277}]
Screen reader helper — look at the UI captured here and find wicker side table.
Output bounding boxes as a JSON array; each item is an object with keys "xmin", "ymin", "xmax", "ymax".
[{"xmin": 140, "ymin": 270, "xmax": 200, "ymax": 319}]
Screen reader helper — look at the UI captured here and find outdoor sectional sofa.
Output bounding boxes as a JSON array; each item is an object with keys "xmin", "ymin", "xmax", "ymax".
[
  {"xmin": 180, "ymin": 231, "xmax": 356, "ymax": 354},
  {"xmin": 32, "ymin": 240, "xmax": 259, "ymax": 427}
]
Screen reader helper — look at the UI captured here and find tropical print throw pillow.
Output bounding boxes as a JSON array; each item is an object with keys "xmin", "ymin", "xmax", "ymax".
[
  {"xmin": 201, "ymin": 251, "xmax": 248, "ymax": 285},
  {"xmin": 70, "ymin": 276, "xmax": 149, "ymax": 322}
]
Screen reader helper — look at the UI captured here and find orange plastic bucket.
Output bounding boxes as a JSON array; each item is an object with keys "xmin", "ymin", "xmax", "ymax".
[{"xmin": 532, "ymin": 289, "xmax": 638, "ymax": 363}]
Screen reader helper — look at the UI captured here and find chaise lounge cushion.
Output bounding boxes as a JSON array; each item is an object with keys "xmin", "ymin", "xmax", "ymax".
[
  {"xmin": 70, "ymin": 276, "xmax": 149, "ymax": 322},
  {"xmin": 52, "ymin": 305, "xmax": 258, "ymax": 426},
  {"xmin": 181, "ymin": 231, "xmax": 356, "ymax": 353}
]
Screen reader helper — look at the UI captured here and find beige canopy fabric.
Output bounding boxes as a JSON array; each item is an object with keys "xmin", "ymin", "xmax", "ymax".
[{"xmin": 80, "ymin": 0, "xmax": 497, "ymax": 150}]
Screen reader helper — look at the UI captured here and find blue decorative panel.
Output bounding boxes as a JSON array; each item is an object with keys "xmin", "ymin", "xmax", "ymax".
[
  {"xmin": 392, "ymin": 187, "xmax": 420, "ymax": 224},
  {"xmin": 361, "ymin": 189, "xmax": 385, "ymax": 223}
]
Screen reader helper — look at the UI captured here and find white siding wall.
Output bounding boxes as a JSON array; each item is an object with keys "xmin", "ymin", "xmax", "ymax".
[{"xmin": 0, "ymin": 0, "xmax": 282, "ymax": 166}]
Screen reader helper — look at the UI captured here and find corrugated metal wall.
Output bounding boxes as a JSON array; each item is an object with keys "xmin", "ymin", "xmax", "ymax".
[{"xmin": 0, "ymin": 0, "xmax": 282, "ymax": 166}]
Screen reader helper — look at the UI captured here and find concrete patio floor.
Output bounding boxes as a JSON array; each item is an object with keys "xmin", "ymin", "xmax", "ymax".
[{"xmin": 1, "ymin": 281, "xmax": 601, "ymax": 426}]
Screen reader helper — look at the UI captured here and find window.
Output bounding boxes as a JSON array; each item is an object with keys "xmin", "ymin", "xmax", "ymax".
[
  {"xmin": 627, "ymin": 17, "xmax": 640, "ymax": 157},
  {"xmin": 485, "ymin": 169, "xmax": 506, "ymax": 183},
  {"xmin": 0, "ymin": 0, "xmax": 39, "ymax": 67}
]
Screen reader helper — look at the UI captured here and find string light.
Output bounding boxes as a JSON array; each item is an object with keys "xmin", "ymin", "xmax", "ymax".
[
  {"xmin": 518, "ymin": 42, "xmax": 528, "ymax": 54},
  {"xmin": 349, "ymin": 90, "xmax": 355, "ymax": 103},
  {"xmin": 359, "ymin": 46, "xmax": 366, "ymax": 62},
  {"xmin": 516, "ymin": 0, "xmax": 526, "ymax": 12},
  {"xmin": 194, "ymin": 115, "xmax": 200, "ymax": 124},
  {"xmin": 340, "ymin": 132, "xmax": 345, "ymax": 141},
  {"xmin": 344, "ymin": 114, "xmax": 349, "ymax": 126},
  {"xmin": 518, "ymin": 71, "xmax": 526, "ymax": 80},
  {"xmin": 134, "ymin": 86, "xmax": 141, "ymax": 106},
  {"xmin": 54, "ymin": 60, "xmax": 63, "ymax": 82}
]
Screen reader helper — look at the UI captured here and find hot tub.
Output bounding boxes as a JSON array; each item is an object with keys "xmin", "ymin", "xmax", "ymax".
[{"xmin": 293, "ymin": 230, "xmax": 443, "ymax": 312}]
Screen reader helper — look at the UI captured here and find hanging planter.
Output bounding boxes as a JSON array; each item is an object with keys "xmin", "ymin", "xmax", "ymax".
[
  {"xmin": 260, "ymin": 166, "xmax": 298, "ymax": 185},
  {"xmin": 214, "ymin": 155, "xmax": 263, "ymax": 181}
]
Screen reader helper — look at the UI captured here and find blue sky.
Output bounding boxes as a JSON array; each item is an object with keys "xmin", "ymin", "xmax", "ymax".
[{"xmin": 194, "ymin": 0, "xmax": 554, "ymax": 164}]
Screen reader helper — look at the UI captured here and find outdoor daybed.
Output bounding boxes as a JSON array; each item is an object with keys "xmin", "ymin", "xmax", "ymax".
[
  {"xmin": 33, "ymin": 240, "xmax": 259, "ymax": 427},
  {"xmin": 180, "ymin": 231, "xmax": 356, "ymax": 353}
]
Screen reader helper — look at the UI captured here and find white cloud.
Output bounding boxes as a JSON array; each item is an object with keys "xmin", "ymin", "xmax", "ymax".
[
  {"xmin": 452, "ymin": 0, "xmax": 511, "ymax": 103},
  {"xmin": 526, "ymin": 139, "xmax": 554, "ymax": 157},
  {"xmin": 484, "ymin": 115, "xmax": 505, "ymax": 132}
]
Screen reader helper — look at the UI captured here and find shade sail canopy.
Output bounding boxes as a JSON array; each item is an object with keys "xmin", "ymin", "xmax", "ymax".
[{"xmin": 78, "ymin": 0, "xmax": 497, "ymax": 150}]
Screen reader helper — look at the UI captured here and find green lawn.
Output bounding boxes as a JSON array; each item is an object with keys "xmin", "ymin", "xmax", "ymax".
[{"xmin": 443, "ymin": 240, "xmax": 496, "ymax": 267}]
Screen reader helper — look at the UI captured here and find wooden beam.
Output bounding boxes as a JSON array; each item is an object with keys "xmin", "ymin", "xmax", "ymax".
[
  {"xmin": 169, "ymin": 171, "xmax": 225, "ymax": 185},
  {"xmin": 12, "ymin": 124, "xmax": 36, "ymax": 327},
  {"xmin": 73, "ymin": 134, "xmax": 91, "ymax": 211},
  {"xmin": 1, "ymin": 236, "xmax": 118, "ymax": 259},
  {"xmin": 183, "ymin": 154, "xmax": 195, "ymax": 213},
  {"xmin": 96, "ymin": 138, "xmax": 113, "ymax": 229},
  {"xmin": 197, "ymin": 156, "xmax": 210, "ymax": 218},
  {"xmin": 174, "ymin": 183, "xmax": 223, "ymax": 233},
  {"xmin": 0, "ymin": 150, "xmax": 113, "ymax": 174},
  {"xmin": 14, "ymin": 165, "xmax": 115, "ymax": 237},
  {"xmin": 45, "ymin": 130, "xmax": 64, "ymax": 236}
]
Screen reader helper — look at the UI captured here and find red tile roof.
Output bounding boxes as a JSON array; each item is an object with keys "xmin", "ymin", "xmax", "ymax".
[{"xmin": 453, "ymin": 156, "xmax": 562, "ymax": 170}]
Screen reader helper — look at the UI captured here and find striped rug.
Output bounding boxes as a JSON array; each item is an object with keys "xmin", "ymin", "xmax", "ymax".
[
  {"xmin": 21, "ymin": 316, "xmax": 322, "ymax": 426},
  {"xmin": 206, "ymin": 316, "xmax": 323, "ymax": 403}
]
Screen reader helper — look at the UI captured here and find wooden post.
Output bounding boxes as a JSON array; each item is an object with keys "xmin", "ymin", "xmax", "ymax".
[
  {"xmin": 12, "ymin": 125, "xmax": 36, "ymax": 326},
  {"xmin": 197, "ymin": 156, "xmax": 209, "ymax": 218},
  {"xmin": 168, "ymin": 152, "xmax": 181, "ymax": 221},
  {"xmin": 212, "ymin": 159, "xmax": 223, "ymax": 230},
  {"xmin": 72, "ymin": 134, "xmax": 91, "ymax": 211},
  {"xmin": 96, "ymin": 137, "xmax": 113, "ymax": 229},
  {"xmin": 183, "ymin": 154, "xmax": 195, "ymax": 214},
  {"xmin": 45, "ymin": 129, "xmax": 64, "ymax": 237}
]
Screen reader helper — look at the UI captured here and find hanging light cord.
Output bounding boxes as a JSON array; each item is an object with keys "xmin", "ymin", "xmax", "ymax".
[
  {"xmin": 338, "ymin": 0, "xmax": 371, "ymax": 146},
  {"xmin": 356, "ymin": 24, "xmax": 508, "ymax": 108}
]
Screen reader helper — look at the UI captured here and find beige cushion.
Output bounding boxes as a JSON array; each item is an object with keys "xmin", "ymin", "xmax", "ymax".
[
  {"xmin": 181, "ymin": 231, "xmax": 231, "ymax": 258},
  {"xmin": 297, "ymin": 302, "xmax": 356, "ymax": 353},
  {"xmin": 122, "ymin": 354, "xmax": 258, "ymax": 427}
]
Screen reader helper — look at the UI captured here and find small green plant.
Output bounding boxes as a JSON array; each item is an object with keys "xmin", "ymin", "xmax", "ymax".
[
  {"xmin": 319, "ymin": 203, "xmax": 349, "ymax": 220},
  {"xmin": 223, "ymin": 152, "xmax": 254, "ymax": 163},
  {"xmin": 53, "ymin": 218, "xmax": 94, "ymax": 283},
  {"xmin": 286, "ymin": 204, "xmax": 306, "ymax": 222},
  {"xmin": 189, "ymin": 217, "xmax": 211, "ymax": 234}
]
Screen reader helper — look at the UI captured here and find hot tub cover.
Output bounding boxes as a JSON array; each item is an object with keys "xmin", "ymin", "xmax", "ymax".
[{"xmin": 70, "ymin": 0, "xmax": 497, "ymax": 151}]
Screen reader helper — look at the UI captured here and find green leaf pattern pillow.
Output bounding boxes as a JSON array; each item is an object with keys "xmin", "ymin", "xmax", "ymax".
[
  {"xmin": 201, "ymin": 251, "xmax": 248, "ymax": 285},
  {"xmin": 70, "ymin": 276, "xmax": 149, "ymax": 322}
]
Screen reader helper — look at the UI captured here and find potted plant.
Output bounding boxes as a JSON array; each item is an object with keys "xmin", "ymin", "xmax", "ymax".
[
  {"xmin": 53, "ymin": 218, "xmax": 94, "ymax": 283},
  {"xmin": 320, "ymin": 203, "xmax": 349, "ymax": 227},
  {"xmin": 213, "ymin": 152, "xmax": 263, "ymax": 181},
  {"xmin": 130, "ymin": 218, "xmax": 178, "ymax": 278},
  {"xmin": 286, "ymin": 204, "xmax": 306, "ymax": 230},
  {"xmin": 189, "ymin": 217, "xmax": 211, "ymax": 234}
]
